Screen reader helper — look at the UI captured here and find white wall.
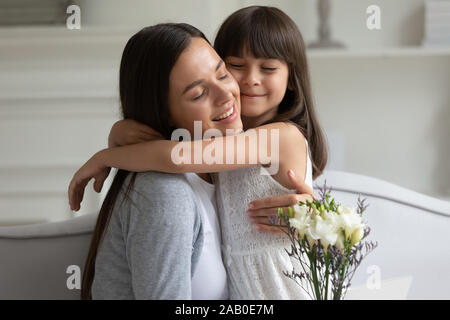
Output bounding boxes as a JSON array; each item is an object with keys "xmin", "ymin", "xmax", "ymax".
[{"xmin": 0, "ymin": 0, "xmax": 449, "ymax": 224}]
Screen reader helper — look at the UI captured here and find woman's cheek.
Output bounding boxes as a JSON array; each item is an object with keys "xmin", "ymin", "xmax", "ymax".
[
  {"xmin": 228, "ymin": 70, "xmax": 243, "ymax": 87},
  {"xmin": 228, "ymin": 76, "xmax": 241, "ymax": 97}
]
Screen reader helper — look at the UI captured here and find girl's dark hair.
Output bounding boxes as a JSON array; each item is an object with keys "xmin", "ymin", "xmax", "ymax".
[
  {"xmin": 80, "ymin": 23, "xmax": 208, "ymax": 300},
  {"xmin": 214, "ymin": 6, "xmax": 328, "ymax": 179}
]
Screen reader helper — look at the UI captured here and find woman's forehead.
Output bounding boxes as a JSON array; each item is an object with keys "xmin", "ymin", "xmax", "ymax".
[
  {"xmin": 177, "ymin": 38, "xmax": 219, "ymax": 70},
  {"xmin": 170, "ymin": 38, "xmax": 222, "ymax": 91}
]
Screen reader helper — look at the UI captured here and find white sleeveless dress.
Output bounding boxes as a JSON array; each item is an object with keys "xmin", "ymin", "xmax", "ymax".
[{"xmin": 213, "ymin": 139, "xmax": 313, "ymax": 300}]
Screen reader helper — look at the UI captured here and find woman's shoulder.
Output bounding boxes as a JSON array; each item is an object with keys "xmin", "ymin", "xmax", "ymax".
[
  {"xmin": 119, "ymin": 171, "xmax": 195, "ymax": 203},
  {"xmin": 117, "ymin": 171, "xmax": 200, "ymax": 224}
]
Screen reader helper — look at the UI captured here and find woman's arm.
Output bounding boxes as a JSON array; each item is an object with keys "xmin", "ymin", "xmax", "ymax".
[{"xmin": 121, "ymin": 172, "xmax": 201, "ymax": 299}]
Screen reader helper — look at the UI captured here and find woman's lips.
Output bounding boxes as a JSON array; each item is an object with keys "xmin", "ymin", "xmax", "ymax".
[{"xmin": 214, "ymin": 103, "xmax": 237, "ymax": 124}]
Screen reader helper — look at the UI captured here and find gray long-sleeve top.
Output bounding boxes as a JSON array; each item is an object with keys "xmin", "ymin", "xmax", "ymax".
[{"xmin": 91, "ymin": 171, "xmax": 204, "ymax": 299}]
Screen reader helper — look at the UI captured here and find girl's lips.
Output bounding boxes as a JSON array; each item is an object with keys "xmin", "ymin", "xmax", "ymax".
[
  {"xmin": 215, "ymin": 103, "xmax": 237, "ymax": 124},
  {"xmin": 241, "ymin": 93, "xmax": 267, "ymax": 98}
]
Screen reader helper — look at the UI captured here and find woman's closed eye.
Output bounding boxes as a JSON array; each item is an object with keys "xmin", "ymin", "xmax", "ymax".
[
  {"xmin": 193, "ymin": 89, "xmax": 206, "ymax": 101},
  {"xmin": 192, "ymin": 73, "xmax": 229, "ymax": 101}
]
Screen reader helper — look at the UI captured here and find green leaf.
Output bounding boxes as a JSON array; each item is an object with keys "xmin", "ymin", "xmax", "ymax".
[
  {"xmin": 277, "ymin": 207, "xmax": 283, "ymax": 219},
  {"xmin": 287, "ymin": 207, "xmax": 293, "ymax": 218}
]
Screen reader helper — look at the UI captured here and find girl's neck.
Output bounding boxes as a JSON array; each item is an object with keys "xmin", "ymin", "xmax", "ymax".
[{"xmin": 242, "ymin": 108, "xmax": 278, "ymax": 131}]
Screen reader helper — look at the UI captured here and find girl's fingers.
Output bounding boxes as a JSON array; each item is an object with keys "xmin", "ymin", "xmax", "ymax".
[
  {"xmin": 287, "ymin": 169, "xmax": 315, "ymax": 199},
  {"xmin": 68, "ymin": 178, "xmax": 79, "ymax": 211},
  {"xmin": 249, "ymin": 216, "xmax": 287, "ymax": 226},
  {"xmin": 248, "ymin": 193, "xmax": 315, "ymax": 211},
  {"xmin": 76, "ymin": 189, "xmax": 83, "ymax": 211},
  {"xmin": 248, "ymin": 194, "xmax": 299, "ymax": 210},
  {"xmin": 68, "ymin": 176, "xmax": 89, "ymax": 211},
  {"xmin": 253, "ymin": 224, "xmax": 288, "ymax": 235},
  {"xmin": 246, "ymin": 171, "xmax": 316, "ymax": 211},
  {"xmin": 93, "ymin": 167, "xmax": 111, "ymax": 193},
  {"xmin": 247, "ymin": 206, "xmax": 292, "ymax": 217}
]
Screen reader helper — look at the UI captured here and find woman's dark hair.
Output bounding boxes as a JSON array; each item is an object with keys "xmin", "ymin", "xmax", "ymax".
[
  {"xmin": 214, "ymin": 6, "xmax": 328, "ymax": 179},
  {"xmin": 81, "ymin": 23, "xmax": 208, "ymax": 300}
]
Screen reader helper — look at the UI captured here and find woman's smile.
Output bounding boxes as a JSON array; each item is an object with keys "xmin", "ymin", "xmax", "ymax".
[{"xmin": 212, "ymin": 103, "xmax": 238, "ymax": 123}]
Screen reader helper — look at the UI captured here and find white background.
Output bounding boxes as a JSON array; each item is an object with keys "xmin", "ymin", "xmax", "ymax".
[{"xmin": 0, "ymin": 0, "xmax": 449, "ymax": 223}]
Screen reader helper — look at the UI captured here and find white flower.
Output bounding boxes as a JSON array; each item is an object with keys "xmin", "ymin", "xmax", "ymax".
[
  {"xmin": 336, "ymin": 206, "xmax": 366, "ymax": 246},
  {"xmin": 290, "ymin": 204, "xmax": 311, "ymax": 239},
  {"xmin": 350, "ymin": 225, "xmax": 365, "ymax": 246},
  {"xmin": 311, "ymin": 211, "xmax": 339, "ymax": 252},
  {"xmin": 290, "ymin": 202, "xmax": 365, "ymax": 251},
  {"xmin": 293, "ymin": 203, "xmax": 308, "ymax": 218},
  {"xmin": 335, "ymin": 232, "xmax": 345, "ymax": 250},
  {"xmin": 289, "ymin": 215, "xmax": 311, "ymax": 240}
]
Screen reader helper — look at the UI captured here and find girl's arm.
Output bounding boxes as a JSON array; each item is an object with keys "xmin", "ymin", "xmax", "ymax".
[
  {"xmin": 68, "ymin": 121, "xmax": 308, "ymax": 210},
  {"xmin": 98, "ymin": 121, "xmax": 299, "ymax": 174},
  {"xmin": 108, "ymin": 119, "xmax": 163, "ymax": 148}
]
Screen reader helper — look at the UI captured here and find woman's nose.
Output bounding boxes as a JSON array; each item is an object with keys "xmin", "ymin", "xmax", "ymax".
[{"xmin": 215, "ymin": 83, "xmax": 235, "ymax": 106}]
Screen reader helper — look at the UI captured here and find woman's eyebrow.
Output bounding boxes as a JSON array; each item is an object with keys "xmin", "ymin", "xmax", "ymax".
[{"xmin": 182, "ymin": 60, "xmax": 224, "ymax": 95}]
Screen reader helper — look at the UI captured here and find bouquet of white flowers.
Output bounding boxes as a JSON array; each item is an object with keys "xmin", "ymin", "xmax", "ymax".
[{"xmin": 272, "ymin": 183, "xmax": 377, "ymax": 300}]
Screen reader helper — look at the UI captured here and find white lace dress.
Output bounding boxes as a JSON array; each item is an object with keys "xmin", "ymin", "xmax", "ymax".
[{"xmin": 213, "ymin": 140, "xmax": 314, "ymax": 300}]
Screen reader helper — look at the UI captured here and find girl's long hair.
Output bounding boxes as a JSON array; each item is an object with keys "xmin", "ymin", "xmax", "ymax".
[
  {"xmin": 214, "ymin": 6, "xmax": 328, "ymax": 179},
  {"xmin": 80, "ymin": 23, "xmax": 208, "ymax": 300}
]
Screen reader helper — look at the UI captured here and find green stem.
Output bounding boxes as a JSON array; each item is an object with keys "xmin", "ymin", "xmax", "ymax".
[
  {"xmin": 324, "ymin": 250, "xmax": 329, "ymax": 300},
  {"xmin": 335, "ymin": 246, "xmax": 351, "ymax": 300},
  {"xmin": 309, "ymin": 250, "xmax": 322, "ymax": 300}
]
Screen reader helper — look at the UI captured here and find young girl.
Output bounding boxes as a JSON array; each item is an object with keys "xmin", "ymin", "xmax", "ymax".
[{"xmin": 70, "ymin": 6, "xmax": 327, "ymax": 299}]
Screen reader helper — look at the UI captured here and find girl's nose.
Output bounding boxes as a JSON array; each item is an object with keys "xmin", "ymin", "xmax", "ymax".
[{"xmin": 242, "ymin": 69, "xmax": 261, "ymax": 87}]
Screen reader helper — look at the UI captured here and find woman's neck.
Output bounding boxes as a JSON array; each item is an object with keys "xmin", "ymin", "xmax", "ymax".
[{"xmin": 197, "ymin": 172, "xmax": 212, "ymax": 183}]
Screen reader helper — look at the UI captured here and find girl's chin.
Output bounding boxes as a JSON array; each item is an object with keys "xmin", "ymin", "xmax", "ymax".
[
  {"xmin": 240, "ymin": 111, "xmax": 266, "ymax": 118},
  {"xmin": 241, "ymin": 104, "xmax": 277, "ymax": 119}
]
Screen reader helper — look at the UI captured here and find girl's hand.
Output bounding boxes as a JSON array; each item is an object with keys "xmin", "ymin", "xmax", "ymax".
[
  {"xmin": 108, "ymin": 119, "xmax": 164, "ymax": 148},
  {"xmin": 68, "ymin": 151, "xmax": 111, "ymax": 211},
  {"xmin": 246, "ymin": 169, "xmax": 316, "ymax": 235}
]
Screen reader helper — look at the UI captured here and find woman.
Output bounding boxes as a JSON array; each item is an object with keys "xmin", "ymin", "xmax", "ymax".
[{"xmin": 85, "ymin": 23, "xmax": 240, "ymax": 299}]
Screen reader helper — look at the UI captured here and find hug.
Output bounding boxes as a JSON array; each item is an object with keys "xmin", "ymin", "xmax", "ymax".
[{"xmin": 68, "ymin": 6, "xmax": 328, "ymax": 300}]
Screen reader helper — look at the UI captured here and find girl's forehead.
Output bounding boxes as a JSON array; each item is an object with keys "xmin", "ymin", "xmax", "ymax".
[
  {"xmin": 226, "ymin": 44, "xmax": 282, "ymax": 61},
  {"xmin": 226, "ymin": 53, "xmax": 284, "ymax": 63}
]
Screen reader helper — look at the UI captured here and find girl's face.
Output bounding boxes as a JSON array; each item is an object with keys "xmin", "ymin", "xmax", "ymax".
[
  {"xmin": 225, "ymin": 50, "xmax": 290, "ymax": 125},
  {"xmin": 168, "ymin": 37, "xmax": 243, "ymax": 137}
]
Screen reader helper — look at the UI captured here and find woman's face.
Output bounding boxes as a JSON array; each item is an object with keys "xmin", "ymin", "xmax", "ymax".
[{"xmin": 168, "ymin": 37, "xmax": 243, "ymax": 137}]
